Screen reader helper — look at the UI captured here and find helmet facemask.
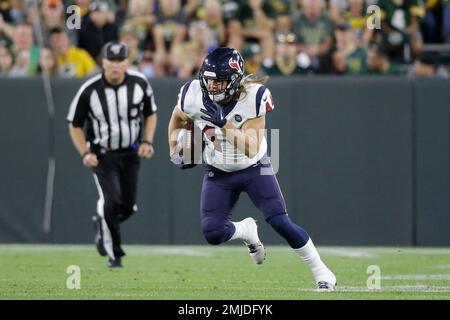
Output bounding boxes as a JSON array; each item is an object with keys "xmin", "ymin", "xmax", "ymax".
[{"xmin": 200, "ymin": 71, "xmax": 242, "ymax": 104}]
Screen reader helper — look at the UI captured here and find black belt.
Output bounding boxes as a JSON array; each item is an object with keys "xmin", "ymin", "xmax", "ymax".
[{"xmin": 91, "ymin": 143, "xmax": 138, "ymax": 154}]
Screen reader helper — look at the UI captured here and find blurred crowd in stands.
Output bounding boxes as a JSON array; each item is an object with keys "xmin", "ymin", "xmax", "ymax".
[{"xmin": 0, "ymin": 0, "xmax": 449, "ymax": 79}]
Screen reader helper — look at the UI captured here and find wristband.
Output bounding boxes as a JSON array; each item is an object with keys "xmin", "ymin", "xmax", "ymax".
[
  {"xmin": 141, "ymin": 140, "xmax": 153, "ymax": 146},
  {"xmin": 82, "ymin": 151, "xmax": 93, "ymax": 160}
]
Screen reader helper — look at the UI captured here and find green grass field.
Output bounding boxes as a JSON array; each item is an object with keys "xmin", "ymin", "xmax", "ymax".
[{"xmin": 1, "ymin": 245, "xmax": 449, "ymax": 300}]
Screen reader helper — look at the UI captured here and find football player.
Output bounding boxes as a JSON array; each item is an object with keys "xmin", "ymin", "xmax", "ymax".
[{"xmin": 168, "ymin": 47, "xmax": 336, "ymax": 290}]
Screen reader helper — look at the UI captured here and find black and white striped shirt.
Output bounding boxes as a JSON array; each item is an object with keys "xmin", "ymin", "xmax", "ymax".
[{"xmin": 67, "ymin": 70, "xmax": 157, "ymax": 150}]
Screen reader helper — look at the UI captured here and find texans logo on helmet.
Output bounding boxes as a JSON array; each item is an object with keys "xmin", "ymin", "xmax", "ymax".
[{"xmin": 228, "ymin": 57, "xmax": 242, "ymax": 74}]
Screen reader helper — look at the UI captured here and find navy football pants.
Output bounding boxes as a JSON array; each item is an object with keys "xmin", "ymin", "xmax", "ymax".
[{"xmin": 200, "ymin": 163, "xmax": 287, "ymax": 244}]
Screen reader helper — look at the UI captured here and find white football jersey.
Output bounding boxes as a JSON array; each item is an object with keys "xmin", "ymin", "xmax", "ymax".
[{"xmin": 176, "ymin": 80, "xmax": 275, "ymax": 172}]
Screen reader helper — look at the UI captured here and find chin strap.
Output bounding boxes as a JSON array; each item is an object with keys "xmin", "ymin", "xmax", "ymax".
[{"xmin": 209, "ymin": 92, "xmax": 226, "ymax": 103}]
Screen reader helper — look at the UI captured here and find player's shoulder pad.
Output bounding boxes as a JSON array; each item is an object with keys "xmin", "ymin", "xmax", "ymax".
[
  {"xmin": 176, "ymin": 79, "xmax": 201, "ymax": 114},
  {"xmin": 245, "ymin": 83, "xmax": 275, "ymax": 117}
]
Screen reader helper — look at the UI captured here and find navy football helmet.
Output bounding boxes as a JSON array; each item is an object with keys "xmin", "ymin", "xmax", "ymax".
[{"xmin": 199, "ymin": 47, "xmax": 245, "ymax": 103}]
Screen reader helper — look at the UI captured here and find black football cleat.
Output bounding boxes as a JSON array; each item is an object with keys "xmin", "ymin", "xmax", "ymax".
[
  {"xmin": 93, "ymin": 215, "xmax": 107, "ymax": 257},
  {"xmin": 108, "ymin": 258, "xmax": 122, "ymax": 268}
]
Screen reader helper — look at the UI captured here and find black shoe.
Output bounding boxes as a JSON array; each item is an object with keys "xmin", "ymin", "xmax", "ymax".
[
  {"xmin": 93, "ymin": 215, "xmax": 107, "ymax": 257},
  {"xmin": 108, "ymin": 258, "xmax": 122, "ymax": 268}
]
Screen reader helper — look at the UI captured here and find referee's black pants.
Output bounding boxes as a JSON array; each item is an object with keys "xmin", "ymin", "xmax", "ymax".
[{"xmin": 92, "ymin": 148, "xmax": 140, "ymax": 260}]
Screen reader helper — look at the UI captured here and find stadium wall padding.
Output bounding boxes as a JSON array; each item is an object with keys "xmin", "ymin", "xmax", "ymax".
[
  {"xmin": 414, "ymin": 80, "xmax": 450, "ymax": 246},
  {"xmin": 0, "ymin": 77, "xmax": 448, "ymax": 246}
]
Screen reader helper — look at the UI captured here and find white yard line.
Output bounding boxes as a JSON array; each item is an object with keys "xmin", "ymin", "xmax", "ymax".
[
  {"xmin": 298, "ymin": 285, "xmax": 450, "ymax": 293},
  {"xmin": 0, "ymin": 245, "xmax": 449, "ymax": 257},
  {"xmin": 382, "ymin": 274, "xmax": 450, "ymax": 280},
  {"xmin": 318, "ymin": 248, "xmax": 378, "ymax": 259},
  {"xmin": 0, "ymin": 245, "xmax": 215, "ymax": 256},
  {"xmin": 127, "ymin": 247, "xmax": 214, "ymax": 257}
]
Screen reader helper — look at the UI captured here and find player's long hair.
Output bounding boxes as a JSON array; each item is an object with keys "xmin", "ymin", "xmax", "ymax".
[{"xmin": 236, "ymin": 74, "xmax": 269, "ymax": 101}]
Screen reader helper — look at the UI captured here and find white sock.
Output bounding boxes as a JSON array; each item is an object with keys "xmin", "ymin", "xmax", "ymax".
[
  {"xmin": 229, "ymin": 219, "xmax": 259, "ymax": 244},
  {"xmin": 293, "ymin": 239, "xmax": 334, "ymax": 283}
]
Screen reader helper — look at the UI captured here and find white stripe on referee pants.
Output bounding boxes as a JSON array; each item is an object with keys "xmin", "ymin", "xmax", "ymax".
[{"xmin": 93, "ymin": 174, "xmax": 115, "ymax": 260}]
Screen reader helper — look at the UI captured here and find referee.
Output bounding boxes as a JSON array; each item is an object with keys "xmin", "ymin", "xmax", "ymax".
[{"xmin": 67, "ymin": 42, "xmax": 157, "ymax": 268}]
